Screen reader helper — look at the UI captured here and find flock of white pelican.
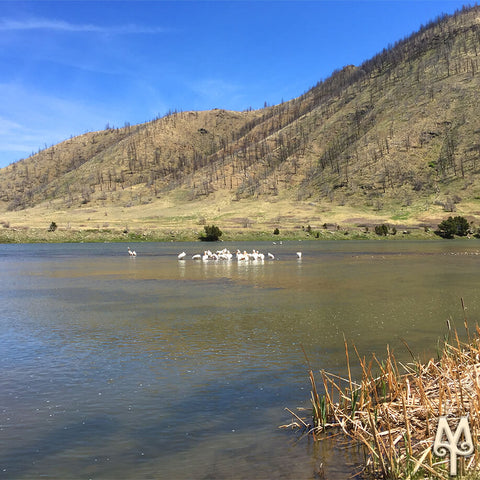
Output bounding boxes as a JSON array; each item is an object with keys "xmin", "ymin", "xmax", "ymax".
[
  {"xmin": 128, "ymin": 246, "xmax": 302, "ymax": 261},
  {"xmin": 177, "ymin": 248, "xmax": 302, "ymax": 261}
]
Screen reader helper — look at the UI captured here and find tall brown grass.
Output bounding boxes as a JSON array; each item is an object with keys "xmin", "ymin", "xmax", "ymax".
[{"xmin": 283, "ymin": 302, "xmax": 480, "ymax": 478}]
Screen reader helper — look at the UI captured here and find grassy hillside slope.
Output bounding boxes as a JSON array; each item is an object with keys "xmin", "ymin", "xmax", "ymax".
[{"xmin": 2, "ymin": 6, "xmax": 480, "ymax": 241}]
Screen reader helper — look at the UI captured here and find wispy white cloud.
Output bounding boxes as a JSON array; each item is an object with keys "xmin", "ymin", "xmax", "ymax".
[
  {"xmin": 0, "ymin": 18, "xmax": 167, "ymax": 34},
  {"xmin": 0, "ymin": 117, "xmax": 23, "ymax": 135},
  {"xmin": 0, "ymin": 83, "xmax": 111, "ymax": 166}
]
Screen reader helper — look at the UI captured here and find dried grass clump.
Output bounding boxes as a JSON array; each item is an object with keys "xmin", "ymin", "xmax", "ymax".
[{"xmin": 283, "ymin": 305, "xmax": 480, "ymax": 479}]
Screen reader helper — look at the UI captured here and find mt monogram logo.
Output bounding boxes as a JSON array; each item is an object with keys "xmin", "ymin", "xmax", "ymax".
[{"xmin": 433, "ymin": 416, "xmax": 474, "ymax": 476}]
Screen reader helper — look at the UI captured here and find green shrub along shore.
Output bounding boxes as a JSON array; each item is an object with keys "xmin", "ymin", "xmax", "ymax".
[{"xmin": 0, "ymin": 219, "xmax": 475, "ymax": 244}]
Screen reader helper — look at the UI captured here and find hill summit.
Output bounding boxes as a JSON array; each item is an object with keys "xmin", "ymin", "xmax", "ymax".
[{"xmin": 2, "ymin": 5, "xmax": 480, "ymax": 241}]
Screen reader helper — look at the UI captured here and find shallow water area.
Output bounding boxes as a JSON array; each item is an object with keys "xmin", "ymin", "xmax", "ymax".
[{"xmin": 1, "ymin": 240, "xmax": 480, "ymax": 479}]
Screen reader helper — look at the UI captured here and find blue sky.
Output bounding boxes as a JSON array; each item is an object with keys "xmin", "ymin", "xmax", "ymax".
[{"xmin": 0, "ymin": 0, "xmax": 473, "ymax": 168}]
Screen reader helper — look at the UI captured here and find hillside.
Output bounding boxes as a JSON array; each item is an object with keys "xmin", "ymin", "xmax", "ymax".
[{"xmin": 2, "ymin": 5, "xmax": 480, "ymax": 241}]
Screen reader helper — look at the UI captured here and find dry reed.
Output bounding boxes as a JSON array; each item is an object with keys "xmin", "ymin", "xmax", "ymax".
[{"xmin": 283, "ymin": 306, "xmax": 480, "ymax": 479}]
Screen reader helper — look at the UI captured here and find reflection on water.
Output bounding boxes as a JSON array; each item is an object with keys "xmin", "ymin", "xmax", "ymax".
[{"xmin": 1, "ymin": 240, "xmax": 480, "ymax": 478}]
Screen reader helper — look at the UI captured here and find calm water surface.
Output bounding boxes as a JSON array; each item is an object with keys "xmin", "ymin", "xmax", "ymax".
[{"xmin": 2, "ymin": 240, "xmax": 480, "ymax": 479}]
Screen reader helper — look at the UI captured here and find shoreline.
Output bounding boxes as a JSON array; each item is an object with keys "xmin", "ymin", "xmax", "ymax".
[{"xmin": 0, "ymin": 225, "xmax": 459, "ymax": 244}]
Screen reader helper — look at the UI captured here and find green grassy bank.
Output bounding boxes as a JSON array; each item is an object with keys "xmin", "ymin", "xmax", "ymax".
[{"xmin": 0, "ymin": 225, "xmax": 446, "ymax": 244}]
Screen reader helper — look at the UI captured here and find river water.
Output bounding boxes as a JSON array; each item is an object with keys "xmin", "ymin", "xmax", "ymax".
[{"xmin": 1, "ymin": 240, "xmax": 480, "ymax": 479}]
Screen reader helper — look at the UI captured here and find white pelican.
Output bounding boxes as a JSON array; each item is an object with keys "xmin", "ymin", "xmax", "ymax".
[
  {"xmin": 236, "ymin": 250, "xmax": 246, "ymax": 261},
  {"xmin": 219, "ymin": 251, "xmax": 232, "ymax": 260},
  {"xmin": 177, "ymin": 252, "xmax": 186, "ymax": 260},
  {"xmin": 128, "ymin": 247, "xmax": 137, "ymax": 256},
  {"xmin": 216, "ymin": 248, "xmax": 233, "ymax": 260},
  {"xmin": 268, "ymin": 252, "xmax": 275, "ymax": 259},
  {"xmin": 192, "ymin": 254, "xmax": 201, "ymax": 260},
  {"xmin": 296, "ymin": 252, "xmax": 302, "ymax": 259}
]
